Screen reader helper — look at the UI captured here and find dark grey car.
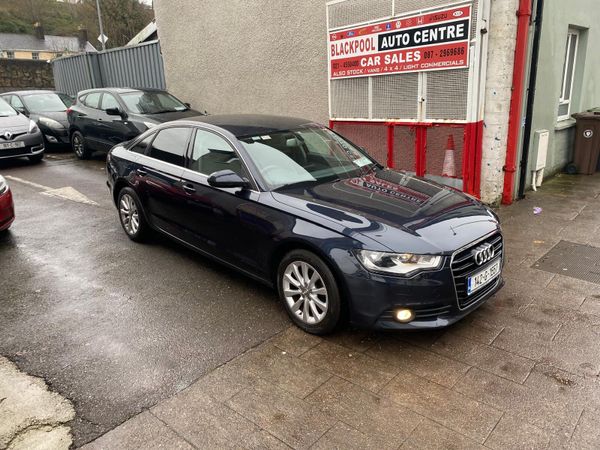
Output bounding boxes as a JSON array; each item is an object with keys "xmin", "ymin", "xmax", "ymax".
[
  {"xmin": 0, "ymin": 97, "xmax": 45, "ymax": 163},
  {"xmin": 1, "ymin": 90, "xmax": 73, "ymax": 147},
  {"xmin": 67, "ymin": 87, "xmax": 201, "ymax": 159}
]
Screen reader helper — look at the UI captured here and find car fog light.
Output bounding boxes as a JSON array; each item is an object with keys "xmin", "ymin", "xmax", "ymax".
[
  {"xmin": 45, "ymin": 135, "xmax": 58, "ymax": 143},
  {"xmin": 395, "ymin": 308, "xmax": 415, "ymax": 323}
]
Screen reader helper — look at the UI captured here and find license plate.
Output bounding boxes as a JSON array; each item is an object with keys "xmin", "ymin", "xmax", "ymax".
[
  {"xmin": 467, "ymin": 258, "xmax": 501, "ymax": 295},
  {"xmin": 0, "ymin": 141, "xmax": 25, "ymax": 150}
]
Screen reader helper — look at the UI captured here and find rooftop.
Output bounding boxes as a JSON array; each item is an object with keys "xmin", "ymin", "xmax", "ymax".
[{"xmin": 0, "ymin": 33, "xmax": 96, "ymax": 53}]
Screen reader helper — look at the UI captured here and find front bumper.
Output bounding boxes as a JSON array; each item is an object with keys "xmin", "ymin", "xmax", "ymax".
[
  {"xmin": 0, "ymin": 189, "xmax": 15, "ymax": 231},
  {"xmin": 39, "ymin": 125, "xmax": 70, "ymax": 145},
  {"xmin": 0, "ymin": 131, "xmax": 45, "ymax": 160},
  {"xmin": 336, "ymin": 232, "xmax": 504, "ymax": 330}
]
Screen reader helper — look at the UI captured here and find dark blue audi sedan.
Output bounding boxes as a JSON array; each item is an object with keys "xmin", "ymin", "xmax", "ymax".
[{"xmin": 106, "ymin": 115, "xmax": 503, "ymax": 334}]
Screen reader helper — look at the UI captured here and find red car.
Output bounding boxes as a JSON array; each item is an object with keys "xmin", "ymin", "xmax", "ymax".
[{"xmin": 0, "ymin": 175, "xmax": 15, "ymax": 231}]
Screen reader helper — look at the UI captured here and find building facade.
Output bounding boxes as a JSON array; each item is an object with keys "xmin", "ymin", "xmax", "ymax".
[{"xmin": 154, "ymin": 0, "xmax": 600, "ymax": 204}]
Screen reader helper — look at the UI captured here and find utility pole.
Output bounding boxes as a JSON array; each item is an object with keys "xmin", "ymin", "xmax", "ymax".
[{"xmin": 95, "ymin": 0, "xmax": 106, "ymax": 51}]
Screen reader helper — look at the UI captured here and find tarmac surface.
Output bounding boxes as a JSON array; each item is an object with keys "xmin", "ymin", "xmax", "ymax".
[
  {"xmin": 0, "ymin": 151, "xmax": 289, "ymax": 446},
  {"xmin": 2, "ymin": 150, "xmax": 600, "ymax": 449}
]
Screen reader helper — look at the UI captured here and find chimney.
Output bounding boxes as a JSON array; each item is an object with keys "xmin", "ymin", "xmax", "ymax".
[
  {"xmin": 34, "ymin": 22, "xmax": 45, "ymax": 40},
  {"xmin": 78, "ymin": 26, "xmax": 88, "ymax": 50}
]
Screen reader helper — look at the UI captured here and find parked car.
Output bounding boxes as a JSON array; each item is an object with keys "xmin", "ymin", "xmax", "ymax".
[
  {"xmin": 0, "ymin": 175, "xmax": 15, "ymax": 232},
  {"xmin": 68, "ymin": 88, "xmax": 201, "ymax": 159},
  {"xmin": 106, "ymin": 115, "xmax": 504, "ymax": 334},
  {"xmin": 0, "ymin": 97, "xmax": 45, "ymax": 163},
  {"xmin": 1, "ymin": 90, "xmax": 74, "ymax": 148}
]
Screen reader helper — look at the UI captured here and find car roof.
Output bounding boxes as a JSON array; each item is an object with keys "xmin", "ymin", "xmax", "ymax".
[
  {"xmin": 1, "ymin": 90, "xmax": 58, "ymax": 96},
  {"xmin": 180, "ymin": 114, "xmax": 315, "ymax": 138},
  {"xmin": 78, "ymin": 87, "xmax": 166, "ymax": 96}
]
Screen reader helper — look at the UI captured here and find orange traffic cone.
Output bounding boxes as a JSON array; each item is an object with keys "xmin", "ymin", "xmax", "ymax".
[{"xmin": 442, "ymin": 134, "xmax": 456, "ymax": 178}]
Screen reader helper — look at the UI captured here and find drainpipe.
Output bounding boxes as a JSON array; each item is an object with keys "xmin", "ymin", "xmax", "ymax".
[
  {"xmin": 518, "ymin": 0, "xmax": 544, "ymax": 199},
  {"xmin": 501, "ymin": 0, "xmax": 532, "ymax": 205}
]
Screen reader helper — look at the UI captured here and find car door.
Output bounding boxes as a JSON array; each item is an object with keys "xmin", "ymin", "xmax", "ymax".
[
  {"xmin": 135, "ymin": 126, "xmax": 191, "ymax": 239},
  {"xmin": 76, "ymin": 91, "xmax": 103, "ymax": 149},
  {"xmin": 97, "ymin": 92, "xmax": 140, "ymax": 149},
  {"xmin": 177, "ymin": 127, "xmax": 273, "ymax": 276}
]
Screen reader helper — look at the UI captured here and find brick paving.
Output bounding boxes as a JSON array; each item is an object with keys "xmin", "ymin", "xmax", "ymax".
[{"xmin": 84, "ymin": 173, "xmax": 600, "ymax": 450}]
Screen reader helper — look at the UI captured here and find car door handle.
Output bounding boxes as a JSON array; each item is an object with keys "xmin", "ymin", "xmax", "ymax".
[
  {"xmin": 182, "ymin": 184, "xmax": 196, "ymax": 194},
  {"xmin": 136, "ymin": 168, "xmax": 147, "ymax": 176}
]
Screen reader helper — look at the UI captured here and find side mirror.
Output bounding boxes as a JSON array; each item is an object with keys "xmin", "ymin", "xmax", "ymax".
[
  {"xmin": 207, "ymin": 169, "xmax": 249, "ymax": 189},
  {"xmin": 106, "ymin": 107, "xmax": 127, "ymax": 118},
  {"xmin": 184, "ymin": 102, "xmax": 191, "ymax": 108},
  {"xmin": 16, "ymin": 107, "xmax": 28, "ymax": 116}
]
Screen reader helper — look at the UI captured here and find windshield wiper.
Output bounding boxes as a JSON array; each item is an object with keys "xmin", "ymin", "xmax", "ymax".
[{"xmin": 148, "ymin": 109, "xmax": 177, "ymax": 114}]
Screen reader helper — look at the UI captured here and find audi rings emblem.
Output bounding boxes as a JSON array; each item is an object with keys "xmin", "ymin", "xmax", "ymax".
[{"xmin": 472, "ymin": 243, "xmax": 495, "ymax": 266}]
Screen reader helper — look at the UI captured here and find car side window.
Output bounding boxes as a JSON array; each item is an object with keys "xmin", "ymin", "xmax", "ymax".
[
  {"xmin": 10, "ymin": 95, "xmax": 24, "ymax": 110},
  {"xmin": 147, "ymin": 127, "xmax": 191, "ymax": 166},
  {"xmin": 101, "ymin": 93, "xmax": 120, "ymax": 111},
  {"xmin": 84, "ymin": 92, "xmax": 101, "ymax": 109},
  {"xmin": 130, "ymin": 134, "xmax": 153, "ymax": 154},
  {"xmin": 190, "ymin": 129, "xmax": 242, "ymax": 176}
]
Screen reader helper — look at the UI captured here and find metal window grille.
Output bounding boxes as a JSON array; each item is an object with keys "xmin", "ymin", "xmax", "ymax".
[{"xmin": 327, "ymin": 0, "xmax": 485, "ymax": 196}]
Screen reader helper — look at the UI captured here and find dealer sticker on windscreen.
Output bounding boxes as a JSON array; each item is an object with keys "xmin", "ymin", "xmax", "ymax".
[{"xmin": 467, "ymin": 259, "xmax": 501, "ymax": 296}]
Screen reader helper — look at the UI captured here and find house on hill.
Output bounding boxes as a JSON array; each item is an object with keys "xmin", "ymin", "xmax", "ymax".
[{"xmin": 0, "ymin": 23, "xmax": 96, "ymax": 61}]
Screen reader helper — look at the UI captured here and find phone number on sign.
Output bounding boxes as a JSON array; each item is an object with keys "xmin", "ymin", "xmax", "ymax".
[{"xmin": 423, "ymin": 46, "xmax": 465, "ymax": 59}]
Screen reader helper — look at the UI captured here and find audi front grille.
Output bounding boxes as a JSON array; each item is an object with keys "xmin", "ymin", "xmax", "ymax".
[{"xmin": 451, "ymin": 232, "xmax": 503, "ymax": 309}]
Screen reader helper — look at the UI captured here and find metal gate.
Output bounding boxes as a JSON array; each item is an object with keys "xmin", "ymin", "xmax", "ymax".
[
  {"xmin": 327, "ymin": 0, "xmax": 489, "ymax": 196},
  {"xmin": 52, "ymin": 40, "xmax": 166, "ymax": 97}
]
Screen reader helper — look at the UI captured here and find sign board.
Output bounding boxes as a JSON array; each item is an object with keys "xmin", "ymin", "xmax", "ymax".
[
  {"xmin": 328, "ymin": 5, "xmax": 471, "ymax": 79},
  {"xmin": 97, "ymin": 33, "xmax": 108, "ymax": 44}
]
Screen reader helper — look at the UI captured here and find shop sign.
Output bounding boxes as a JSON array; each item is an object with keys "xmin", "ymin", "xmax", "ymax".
[{"xmin": 329, "ymin": 5, "xmax": 471, "ymax": 79}]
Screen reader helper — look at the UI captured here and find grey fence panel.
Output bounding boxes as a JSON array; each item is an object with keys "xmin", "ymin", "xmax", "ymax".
[
  {"xmin": 52, "ymin": 53, "xmax": 96, "ymax": 96},
  {"xmin": 52, "ymin": 41, "xmax": 165, "ymax": 97}
]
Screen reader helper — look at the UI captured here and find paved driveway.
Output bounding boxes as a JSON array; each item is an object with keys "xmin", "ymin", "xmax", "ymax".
[
  {"xmin": 85, "ymin": 173, "xmax": 600, "ymax": 449},
  {"xmin": 2, "ymin": 152, "xmax": 600, "ymax": 448}
]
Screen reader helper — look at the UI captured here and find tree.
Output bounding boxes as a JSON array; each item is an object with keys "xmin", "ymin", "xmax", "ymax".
[{"xmin": 0, "ymin": 0, "xmax": 154, "ymax": 49}]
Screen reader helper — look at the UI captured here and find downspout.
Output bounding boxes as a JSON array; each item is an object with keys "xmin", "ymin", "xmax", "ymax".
[
  {"xmin": 518, "ymin": 0, "xmax": 543, "ymax": 199},
  {"xmin": 501, "ymin": 0, "xmax": 532, "ymax": 205}
]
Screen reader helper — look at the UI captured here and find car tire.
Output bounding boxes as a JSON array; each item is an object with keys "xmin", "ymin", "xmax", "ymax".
[
  {"xmin": 71, "ymin": 131, "xmax": 91, "ymax": 160},
  {"xmin": 28, "ymin": 153, "xmax": 44, "ymax": 163},
  {"xmin": 277, "ymin": 249, "xmax": 342, "ymax": 335},
  {"xmin": 117, "ymin": 187, "xmax": 148, "ymax": 242}
]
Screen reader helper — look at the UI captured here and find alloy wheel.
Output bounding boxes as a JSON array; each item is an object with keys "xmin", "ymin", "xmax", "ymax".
[
  {"xmin": 282, "ymin": 261, "xmax": 328, "ymax": 324},
  {"xmin": 119, "ymin": 193, "xmax": 140, "ymax": 236},
  {"xmin": 73, "ymin": 135, "xmax": 83, "ymax": 157}
]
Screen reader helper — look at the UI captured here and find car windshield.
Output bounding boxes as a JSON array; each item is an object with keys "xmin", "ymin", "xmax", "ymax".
[
  {"xmin": 23, "ymin": 93, "xmax": 68, "ymax": 112},
  {"xmin": 240, "ymin": 126, "xmax": 378, "ymax": 190},
  {"xmin": 120, "ymin": 91, "xmax": 188, "ymax": 114},
  {"xmin": 0, "ymin": 97, "xmax": 17, "ymax": 117}
]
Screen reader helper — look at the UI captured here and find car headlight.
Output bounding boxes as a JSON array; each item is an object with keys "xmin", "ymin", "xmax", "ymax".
[
  {"xmin": 28, "ymin": 120, "xmax": 39, "ymax": 134},
  {"xmin": 0, "ymin": 175, "xmax": 8, "ymax": 195},
  {"xmin": 356, "ymin": 250, "xmax": 442, "ymax": 276},
  {"xmin": 143, "ymin": 121, "xmax": 156, "ymax": 129},
  {"xmin": 38, "ymin": 117, "xmax": 64, "ymax": 129}
]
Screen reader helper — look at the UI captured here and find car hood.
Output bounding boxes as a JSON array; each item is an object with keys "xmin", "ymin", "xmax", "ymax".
[
  {"xmin": 31, "ymin": 111, "xmax": 69, "ymax": 127},
  {"xmin": 143, "ymin": 109, "xmax": 202, "ymax": 123},
  {"xmin": 0, "ymin": 113, "xmax": 30, "ymax": 131},
  {"xmin": 271, "ymin": 169, "xmax": 499, "ymax": 254}
]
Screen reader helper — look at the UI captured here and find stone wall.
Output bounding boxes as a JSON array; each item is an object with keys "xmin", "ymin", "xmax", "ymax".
[{"xmin": 0, "ymin": 59, "xmax": 54, "ymax": 93}]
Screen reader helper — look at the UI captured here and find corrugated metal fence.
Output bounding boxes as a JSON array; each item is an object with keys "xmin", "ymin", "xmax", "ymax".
[{"xmin": 52, "ymin": 40, "xmax": 165, "ymax": 96}]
